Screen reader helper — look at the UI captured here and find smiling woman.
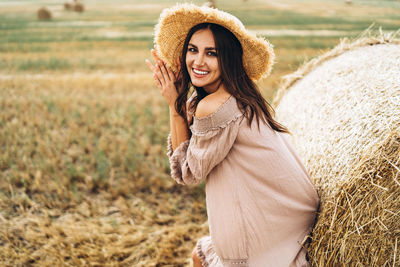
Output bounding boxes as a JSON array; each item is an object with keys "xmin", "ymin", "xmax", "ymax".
[{"xmin": 146, "ymin": 3, "xmax": 319, "ymax": 267}]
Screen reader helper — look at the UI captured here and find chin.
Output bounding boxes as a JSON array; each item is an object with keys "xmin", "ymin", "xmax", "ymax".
[
  {"xmin": 191, "ymin": 77, "xmax": 216, "ymax": 89},
  {"xmin": 190, "ymin": 78, "xmax": 206, "ymax": 88},
  {"xmin": 192, "ymin": 81, "xmax": 206, "ymax": 88}
]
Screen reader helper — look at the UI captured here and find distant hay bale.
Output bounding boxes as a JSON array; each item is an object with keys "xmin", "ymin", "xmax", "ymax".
[
  {"xmin": 37, "ymin": 7, "xmax": 52, "ymax": 20},
  {"xmin": 203, "ymin": 0, "xmax": 216, "ymax": 8},
  {"xmin": 64, "ymin": 3, "xmax": 72, "ymax": 11},
  {"xmin": 73, "ymin": 3, "xmax": 85, "ymax": 13},
  {"xmin": 274, "ymin": 32, "xmax": 400, "ymax": 266}
]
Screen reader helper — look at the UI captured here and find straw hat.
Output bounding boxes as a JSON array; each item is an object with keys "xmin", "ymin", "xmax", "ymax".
[{"xmin": 154, "ymin": 3, "xmax": 275, "ymax": 81}]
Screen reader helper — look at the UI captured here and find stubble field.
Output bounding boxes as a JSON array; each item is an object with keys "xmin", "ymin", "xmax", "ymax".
[{"xmin": 1, "ymin": 0, "xmax": 399, "ymax": 266}]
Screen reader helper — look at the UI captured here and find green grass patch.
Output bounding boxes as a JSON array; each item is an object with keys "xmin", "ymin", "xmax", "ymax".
[
  {"xmin": 269, "ymin": 36, "xmax": 340, "ymax": 49},
  {"xmin": 230, "ymin": 9, "xmax": 347, "ymax": 27},
  {"xmin": 0, "ymin": 17, "xmax": 31, "ymax": 30},
  {"xmin": 16, "ymin": 57, "xmax": 71, "ymax": 71},
  {"xmin": 1, "ymin": 30, "xmax": 79, "ymax": 44},
  {"xmin": 76, "ymin": 35, "xmax": 153, "ymax": 42},
  {"xmin": 0, "ymin": 44, "xmax": 49, "ymax": 53},
  {"xmin": 229, "ymin": 8, "xmax": 399, "ymax": 31}
]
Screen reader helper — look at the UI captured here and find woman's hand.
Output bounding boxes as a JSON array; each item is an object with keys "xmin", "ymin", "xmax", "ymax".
[{"xmin": 145, "ymin": 48, "xmax": 178, "ymax": 108}]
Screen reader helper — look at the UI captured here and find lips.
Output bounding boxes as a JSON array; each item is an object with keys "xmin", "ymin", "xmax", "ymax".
[{"xmin": 192, "ymin": 68, "xmax": 209, "ymax": 76}]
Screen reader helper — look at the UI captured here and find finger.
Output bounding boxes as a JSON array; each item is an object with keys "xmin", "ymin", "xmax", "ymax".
[
  {"xmin": 150, "ymin": 60, "xmax": 163, "ymax": 89},
  {"xmin": 153, "ymin": 73, "xmax": 162, "ymax": 90},
  {"xmin": 159, "ymin": 61, "xmax": 171, "ymax": 81},
  {"xmin": 166, "ymin": 65, "xmax": 176, "ymax": 82},
  {"xmin": 174, "ymin": 58, "xmax": 181, "ymax": 79},
  {"xmin": 145, "ymin": 59, "xmax": 155, "ymax": 72},
  {"xmin": 151, "ymin": 49, "xmax": 161, "ymax": 63},
  {"xmin": 155, "ymin": 63, "xmax": 166, "ymax": 85}
]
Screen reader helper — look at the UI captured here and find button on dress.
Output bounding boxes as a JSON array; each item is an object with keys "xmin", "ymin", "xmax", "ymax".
[{"xmin": 167, "ymin": 94, "xmax": 319, "ymax": 267}]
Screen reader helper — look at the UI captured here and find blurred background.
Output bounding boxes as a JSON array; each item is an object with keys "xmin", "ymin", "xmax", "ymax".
[{"xmin": 0, "ymin": 0, "xmax": 399, "ymax": 266}]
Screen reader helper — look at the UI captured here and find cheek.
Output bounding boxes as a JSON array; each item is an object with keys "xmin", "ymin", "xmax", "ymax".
[
  {"xmin": 211, "ymin": 59, "xmax": 220, "ymax": 73},
  {"xmin": 185, "ymin": 54, "xmax": 193, "ymax": 66},
  {"xmin": 185, "ymin": 57, "xmax": 191, "ymax": 73}
]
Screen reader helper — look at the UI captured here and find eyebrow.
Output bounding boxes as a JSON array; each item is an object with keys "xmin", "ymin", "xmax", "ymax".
[{"xmin": 188, "ymin": 43, "xmax": 217, "ymax": 51}]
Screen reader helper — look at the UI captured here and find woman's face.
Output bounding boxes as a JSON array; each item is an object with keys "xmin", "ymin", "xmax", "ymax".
[{"xmin": 186, "ymin": 28, "xmax": 221, "ymax": 93}]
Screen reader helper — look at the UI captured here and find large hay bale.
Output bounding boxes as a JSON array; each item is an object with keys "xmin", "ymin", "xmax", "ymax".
[
  {"xmin": 274, "ymin": 33, "xmax": 400, "ymax": 266},
  {"xmin": 37, "ymin": 7, "xmax": 52, "ymax": 20}
]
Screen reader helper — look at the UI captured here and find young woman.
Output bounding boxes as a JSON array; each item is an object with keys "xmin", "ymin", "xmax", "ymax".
[{"xmin": 146, "ymin": 4, "xmax": 319, "ymax": 267}]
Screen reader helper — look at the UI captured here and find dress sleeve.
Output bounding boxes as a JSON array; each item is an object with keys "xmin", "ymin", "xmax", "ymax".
[{"xmin": 167, "ymin": 96, "xmax": 243, "ymax": 185}]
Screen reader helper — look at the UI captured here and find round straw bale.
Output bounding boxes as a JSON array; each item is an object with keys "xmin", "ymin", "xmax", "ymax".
[
  {"xmin": 64, "ymin": 3, "xmax": 72, "ymax": 11},
  {"xmin": 73, "ymin": 3, "xmax": 85, "ymax": 13},
  {"xmin": 37, "ymin": 7, "xmax": 52, "ymax": 20},
  {"xmin": 274, "ymin": 34, "xmax": 400, "ymax": 266}
]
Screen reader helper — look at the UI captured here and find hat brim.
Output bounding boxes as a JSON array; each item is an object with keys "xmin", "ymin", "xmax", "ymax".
[{"xmin": 154, "ymin": 3, "xmax": 275, "ymax": 81}]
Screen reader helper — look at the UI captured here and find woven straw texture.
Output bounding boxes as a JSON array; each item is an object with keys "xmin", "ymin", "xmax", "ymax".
[
  {"xmin": 275, "ymin": 33, "xmax": 400, "ymax": 266},
  {"xmin": 154, "ymin": 3, "xmax": 274, "ymax": 81}
]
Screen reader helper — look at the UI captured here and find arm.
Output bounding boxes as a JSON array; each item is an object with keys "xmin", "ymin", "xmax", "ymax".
[
  {"xmin": 168, "ymin": 95, "xmax": 242, "ymax": 185},
  {"xmin": 146, "ymin": 50, "xmax": 240, "ymax": 185},
  {"xmin": 145, "ymin": 49, "xmax": 189, "ymax": 151},
  {"xmin": 169, "ymin": 106, "xmax": 189, "ymax": 151}
]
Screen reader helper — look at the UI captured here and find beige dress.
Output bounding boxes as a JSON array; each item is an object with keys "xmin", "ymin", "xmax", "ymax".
[{"xmin": 167, "ymin": 95, "xmax": 319, "ymax": 267}]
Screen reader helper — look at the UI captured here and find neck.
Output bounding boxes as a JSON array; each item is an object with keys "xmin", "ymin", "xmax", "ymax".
[{"xmin": 204, "ymin": 79, "xmax": 224, "ymax": 94}]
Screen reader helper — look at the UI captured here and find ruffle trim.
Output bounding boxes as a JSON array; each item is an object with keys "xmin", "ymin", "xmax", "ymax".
[
  {"xmin": 196, "ymin": 239, "xmax": 209, "ymax": 267},
  {"xmin": 191, "ymin": 112, "xmax": 243, "ymax": 135},
  {"xmin": 191, "ymin": 96, "xmax": 244, "ymax": 135},
  {"xmin": 166, "ymin": 134, "xmax": 189, "ymax": 185},
  {"xmin": 195, "ymin": 236, "xmax": 223, "ymax": 267}
]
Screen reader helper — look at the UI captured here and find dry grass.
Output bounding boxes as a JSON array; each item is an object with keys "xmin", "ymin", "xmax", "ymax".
[
  {"xmin": 275, "ymin": 33, "xmax": 400, "ymax": 266},
  {"xmin": 0, "ymin": 73, "xmax": 209, "ymax": 266}
]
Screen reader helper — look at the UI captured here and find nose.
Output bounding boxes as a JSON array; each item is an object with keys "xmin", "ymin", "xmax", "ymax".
[{"xmin": 194, "ymin": 52, "xmax": 205, "ymax": 67}]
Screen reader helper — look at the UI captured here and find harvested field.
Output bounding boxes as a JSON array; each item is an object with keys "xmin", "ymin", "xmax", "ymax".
[{"xmin": 1, "ymin": 0, "xmax": 399, "ymax": 266}]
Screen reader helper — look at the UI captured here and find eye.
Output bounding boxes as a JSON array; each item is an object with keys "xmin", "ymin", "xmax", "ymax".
[
  {"xmin": 207, "ymin": 51, "xmax": 218, "ymax": 57},
  {"xmin": 188, "ymin": 47, "xmax": 197, "ymax": 53}
]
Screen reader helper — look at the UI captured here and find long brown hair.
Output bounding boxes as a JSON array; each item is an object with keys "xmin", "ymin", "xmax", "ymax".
[{"xmin": 174, "ymin": 23, "xmax": 289, "ymax": 133}]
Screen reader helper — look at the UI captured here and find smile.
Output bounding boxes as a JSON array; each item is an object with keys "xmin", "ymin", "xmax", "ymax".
[{"xmin": 192, "ymin": 68, "xmax": 209, "ymax": 75}]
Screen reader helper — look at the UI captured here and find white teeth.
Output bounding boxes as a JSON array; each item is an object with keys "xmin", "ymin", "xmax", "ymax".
[{"xmin": 193, "ymin": 68, "xmax": 209, "ymax": 75}]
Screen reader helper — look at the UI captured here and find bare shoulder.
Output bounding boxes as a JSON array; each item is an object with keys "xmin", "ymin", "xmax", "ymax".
[{"xmin": 195, "ymin": 92, "xmax": 232, "ymax": 118}]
